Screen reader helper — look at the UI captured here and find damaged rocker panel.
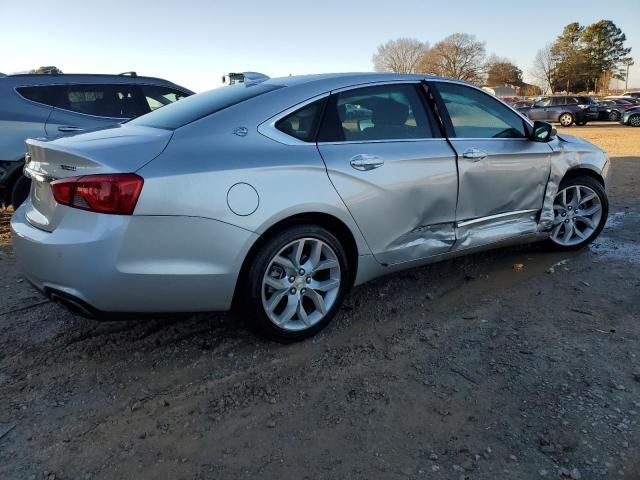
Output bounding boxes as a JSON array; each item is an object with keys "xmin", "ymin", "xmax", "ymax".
[{"xmin": 376, "ymin": 209, "xmax": 541, "ymax": 266}]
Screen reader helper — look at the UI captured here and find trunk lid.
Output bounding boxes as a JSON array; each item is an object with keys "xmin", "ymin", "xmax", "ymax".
[{"xmin": 24, "ymin": 124, "xmax": 172, "ymax": 232}]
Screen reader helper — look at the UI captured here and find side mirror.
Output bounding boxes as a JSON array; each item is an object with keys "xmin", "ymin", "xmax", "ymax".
[{"xmin": 531, "ymin": 120, "xmax": 554, "ymax": 142}]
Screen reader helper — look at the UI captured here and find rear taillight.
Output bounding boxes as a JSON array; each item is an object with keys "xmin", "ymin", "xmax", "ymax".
[
  {"xmin": 624, "ymin": 104, "xmax": 633, "ymax": 109},
  {"xmin": 51, "ymin": 173, "xmax": 144, "ymax": 215}
]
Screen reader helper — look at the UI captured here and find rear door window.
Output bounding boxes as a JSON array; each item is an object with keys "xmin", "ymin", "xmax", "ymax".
[
  {"xmin": 62, "ymin": 84, "xmax": 148, "ymax": 118},
  {"xmin": 318, "ymin": 83, "xmax": 434, "ymax": 142}
]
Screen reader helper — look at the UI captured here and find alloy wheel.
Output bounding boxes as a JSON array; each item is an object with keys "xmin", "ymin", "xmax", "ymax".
[
  {"xmin": 550, "ymin": 185, "xmax": 602, "ymax": 247},
  {"xmin": 609, "ymin": 111, "xmax": 620, "ymax": 121},
  {"xmin": 261, "ymin": 237, "xmax": 341, "ymax": 331},
  {"xmin": 559, "ymin": 113, "xmax": 573, "ymax": 126},
  {"xmin": 630, "ymin": 114, "xmax": 640, "ymax": 127}
]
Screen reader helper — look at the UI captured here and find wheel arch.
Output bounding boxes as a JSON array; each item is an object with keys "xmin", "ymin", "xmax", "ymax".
[
  {"xmin": 563, "ymin": 166, "xmax": 605, "ymax": 187},
  {"xmin": 232, "ymin": 211, "xmax": 360, "ymax": 308}
]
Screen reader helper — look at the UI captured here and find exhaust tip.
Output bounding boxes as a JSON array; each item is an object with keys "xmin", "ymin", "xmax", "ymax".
[{"xmin": 48, "ymin": 291, "xmax": 97, "ymax": 318}]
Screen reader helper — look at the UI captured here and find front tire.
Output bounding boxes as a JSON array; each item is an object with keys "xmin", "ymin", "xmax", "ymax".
[
  {"xmin": 11, "ymin": 175, "xmax": 31, "ymax": 208},
  {"xmin": 546, "ymin": 175, "xmax": 608, "ymax": 251},
  {"xmin": 243, "ymin": 224, "xmax": 350, "ymax": 342},
  {"xmin": 628, "ymin": 114, "xmax": 640, "ymax": 127},
  {"xmin": 558, "ymin": 112, "xmax": 575, "ymax": 127}
]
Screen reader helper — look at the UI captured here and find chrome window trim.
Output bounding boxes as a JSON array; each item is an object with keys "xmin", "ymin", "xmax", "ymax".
[
  {"xmin": 448, "ymin": 138, "xmax": 531, "ymax": 142},
  {"xmin": 329, "ymin": 79, "xmax": 428, "ymax": 94},
  {"xmin": 259, "ymin": 80, "xmax": 441, "ymax": 146},
  {"xmin": 259, "ymin": 78, "xmax": 537, "ymax": 146},
  {"xmin": 456, "ymin": 209, "xmax": 539, "ymax": 228},
  {"xmin": 318, "ymin": 138, "xmax": 448, "ymax": 146}
]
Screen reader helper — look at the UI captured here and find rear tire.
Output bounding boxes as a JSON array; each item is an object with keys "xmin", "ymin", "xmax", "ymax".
[
  {"xmin": 242, "ymin": 224, "xmax": 350, "ymax": 342},
  {"xmin": 545, "ymin": 175, "xmax": 608, "ymax": 251},
  {"xmin": 608, "ymin": 111, "xmax": 621, "ymax": 121},
  {"xmin": 558, "ymin": 112, "xmax": 574, "ymax": 127},
  {"xmin": 11, "ymin": 175, "xmax": 31, "ymax": 209},
  {"xmin": 628, "ymin": 114, "xmax": 640, "ymax": 127}
]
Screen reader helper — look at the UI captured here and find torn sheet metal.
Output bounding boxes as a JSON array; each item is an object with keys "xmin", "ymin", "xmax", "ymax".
[
  {"xmin": 538, "ymin": 133, "xmax": 609, "ymax": 232},
  {"xmin": 376, "ymin": 223, "xmax": 456, "ymax": 266},
  {"xmin": 455, "ymin": 211, "xmax": 539, "ymax": 250}
]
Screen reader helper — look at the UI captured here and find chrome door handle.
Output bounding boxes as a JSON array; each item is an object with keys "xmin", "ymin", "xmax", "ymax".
[
  {"xmin": 462, "ymin": 148, "xmax": 488, "ymax": 162},
  {"xmin": 58, "ymin": 126, "xmax": 85, "ymax": 133},
  {"xmin": 350, "ymin": 154, "xmax": 384, "ymax": 171}
]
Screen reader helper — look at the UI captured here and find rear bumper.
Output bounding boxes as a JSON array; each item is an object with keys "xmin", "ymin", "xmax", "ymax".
[{"xmin": 10, "ymin": 203, "xmax": 258, "ymax": 313}]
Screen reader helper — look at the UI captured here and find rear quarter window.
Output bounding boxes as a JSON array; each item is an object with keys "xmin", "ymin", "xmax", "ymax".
[{"xmin": 16, "ymin": 86, "xmax": 64, "ymax": 107}]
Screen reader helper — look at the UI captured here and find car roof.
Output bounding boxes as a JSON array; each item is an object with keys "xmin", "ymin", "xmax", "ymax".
[
  {"xmin": 261, "ymin": 72, "xmax": 461, "ymax": 90},
  {"xmin": 0, "ymin": 73, "xmax": 194, "ymax": 94}
]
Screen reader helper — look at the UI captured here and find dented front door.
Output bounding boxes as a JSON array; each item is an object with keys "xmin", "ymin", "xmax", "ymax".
[
  {"xmin": 317, "ymin": 82, "xmax": 458, "ymax": 266},
  {"xmin": 318, "ymin": 139, "xmax": 458, "ymax": 265}
]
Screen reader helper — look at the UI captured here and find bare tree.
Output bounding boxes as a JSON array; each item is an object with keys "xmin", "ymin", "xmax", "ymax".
[
  {"xmin": 531, "ymin": 44, "xmax": 556, "ymax": 94},
  {"xmin": 372, "ymin": 38, "xmax": 430, "ymax": 73},
  {"xmin": 417, "ymin": 33, "xmax": 487, "ymax": 84}
]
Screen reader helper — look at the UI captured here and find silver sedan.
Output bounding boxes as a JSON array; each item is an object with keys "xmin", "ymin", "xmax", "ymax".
[{"xmin": 11, "ymin": 73, "xmax": 610, "ymax": 342}]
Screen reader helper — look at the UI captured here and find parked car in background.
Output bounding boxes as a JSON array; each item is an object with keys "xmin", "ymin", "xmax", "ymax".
[
  {"xmin": 622, "ymin": 91, "xmax": 640, "ymax": 99},
  {"xmin": 0, "ymin": 72, "xmax": 193, "ymax": 208},
  {"xmin": 621, "ymin": 105, "xmax": 640, "ymax": 127},
  {"xmin": 516, "ymin": 96, "xmax": 598, "ymax": 126},
  {"xmin": 511, "ymin": 100, "xmax": 533, "ymax": 109},
  {"xmin": 11, "ymin": 72, "xmax": 609, "ymax": 342},
  {"xmin": 605, "ymin": 96, "xmax": 640, "ymax": 104},
  {"xmin": 596, "ymin": 99, "xmax": 636, "ymax": 121}
]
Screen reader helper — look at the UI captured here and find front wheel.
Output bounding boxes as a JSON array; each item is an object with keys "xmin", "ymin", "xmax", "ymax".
[
  {"xmin": 628, "ymin": 114, "xmax": 640, "ymax": 127},
  {"xmin": 243, "ymin": 225, "xmax": 350, "ymax": 342},
  {"xmin": 558, "ymin": 113, "xmax": 575, "ymax": 127},
  {"xmin": 546, "ymin": 175, "xmax": 608, "ymax": 251}
]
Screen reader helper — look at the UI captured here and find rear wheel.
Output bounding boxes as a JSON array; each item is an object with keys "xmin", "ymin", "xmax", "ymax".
[
  {"xmin": 628, "ymin": 114, "xmax": 640, "ymax": 127},
  {"xmin": 559, "ymin": 112, "xmax": 574, "ymax": 127},
  {"xmin": 11, "ymin": 175, "xmax": 31, "ymax": 208},
  {"xmin": 243, "ymin": 225, "xmax": 350, "ymax": 342},
  {"xmin": 608, "ymin": 110, "xmax": 621, "ymax": 121},
  {"xmin": 546, "ymin": 175, "xmax": 608, "ymax": 251}
]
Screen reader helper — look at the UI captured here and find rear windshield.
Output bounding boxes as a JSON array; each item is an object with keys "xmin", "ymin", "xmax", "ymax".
[{"xmin": 128, "ymin": 83, "xmax": 282, "ymax": 130}]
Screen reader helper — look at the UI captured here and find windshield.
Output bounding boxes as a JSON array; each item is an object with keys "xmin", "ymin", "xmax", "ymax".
[{"xmin": 128, "ymin": 83, "xmax": 283, "ymax": 130}]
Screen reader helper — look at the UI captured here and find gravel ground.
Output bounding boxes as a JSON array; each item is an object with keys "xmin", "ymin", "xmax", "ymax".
[{"xmin": 0, "ymin": 122, "xmax": 638, "ymax": 480}]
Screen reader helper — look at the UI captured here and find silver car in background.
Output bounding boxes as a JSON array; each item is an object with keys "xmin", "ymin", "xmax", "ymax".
[
  {"xmin": 11, "ymin": 73, "xmax": 609, "ymax": 342},
  {"xmin": 0, "ymin": 72, "xmax": 193, "ymax": 208}
]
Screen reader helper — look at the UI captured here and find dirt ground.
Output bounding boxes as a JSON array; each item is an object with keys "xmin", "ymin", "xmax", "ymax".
[{"xmin": 0, "ymin": 122, "xmax": 639, "ymax": 480}]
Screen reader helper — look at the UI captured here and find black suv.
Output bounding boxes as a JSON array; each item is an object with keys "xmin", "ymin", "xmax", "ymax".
[{"xmin": 516, "ymin": 96, "xmax": 598, "ymax": 126}]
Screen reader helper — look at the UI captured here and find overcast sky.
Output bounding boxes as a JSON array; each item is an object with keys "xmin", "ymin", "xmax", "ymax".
[{"xmin": 1, "ymin": 0, "xmax": 638, "ymax": 92}]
